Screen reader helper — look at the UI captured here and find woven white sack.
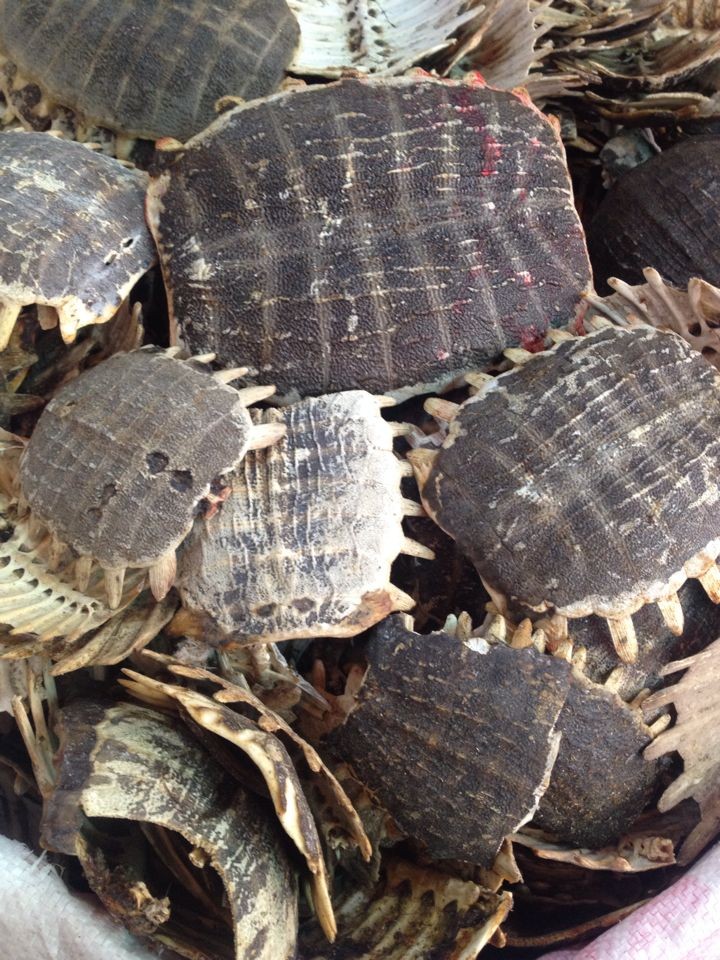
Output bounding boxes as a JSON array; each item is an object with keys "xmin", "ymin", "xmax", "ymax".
[{"xmin": 0, "ymin": 834, "xmax": 164, "ymax": 960}]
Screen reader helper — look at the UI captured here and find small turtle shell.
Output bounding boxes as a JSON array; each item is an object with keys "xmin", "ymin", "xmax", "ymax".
[
  {"xmin": 0, "ymin": 0, "xmax": 300, "ymax": 141},
  {"xmin": 418, "ymin": 326, "xmax": 720, "ymax": 626},
  {"xmin": 178, "ymin": 391, "xmax": 422, "ymax": 642},
  {"xmin": 587, "ymin": 137, "xmax": 720, "ymax": 294},
  {"xmin": 148, "ymin": 74, "xmax": 591, "ymax": 400},
  {"xmin": 327, "ymin": 615, "xmax": 571, "ymax": 867},
  {"xmin": 19, "ymin": 348, "xmax": 257, "ymax": 575},
  {"xmin": 0, "ymin": 131, "xmax": 154, "ymax": 346}
]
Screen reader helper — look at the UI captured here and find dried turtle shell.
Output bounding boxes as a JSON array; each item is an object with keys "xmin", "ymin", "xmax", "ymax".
[
  {"xmin": 147, "ymin": 74, "xmax": 591, "ymax": 400},
  {"xmin": 327, "ymin": 614, "xmax": 570, "ymax": 868},
  {"xmin": 587, "ymin": 137, "xmax": 720, "ymax": 294},
  {"xmin": 298, "ymin": 856, "xmax": 512, "ymax": 960},
  {"xmin": 0, "ymin": 0, "xmax": 300, "ymax": 142},
  {"xmin": 43, "ymin": 699, "xmax": 299, "ymax": 960},
  {"xmin": 178, "ymin": 391, "xmax": 427, "ymax": 643},
  {"xmin": 412, "ymin": 325, "xmax": 720, "ymax": 662},
  {"xmin": 0, "ymin": 131, "xmax": 154, "ymax": 347},
  {"xmin": 19, "ymin": 347, "xmax": 284, "ymax": 605},
  {"xmin": 531, "ymin": 669, "xmax": 662, "ymax": 848}
]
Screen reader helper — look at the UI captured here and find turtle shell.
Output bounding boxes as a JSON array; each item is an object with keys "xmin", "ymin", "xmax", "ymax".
[
  {"xmin": 0, "ymin": 131, "xmax": 154, "ymax": 346},
  {"xmin": 327, "ymin": 615, "xmax": 571, "ymax": 867},
  {"xmin": 531, "ymin": 670, "xmax": 662, "ymax": 848},
  {"xmin": 147, "ymin": 74, "xmax": 592, "ymax": 400},
  {"xmin": 178, "ymin": 391, "xmax": 424, "ymax": 643},
  {"xmin": 587, "ymin": 137, "xmax": 720, "ymax": 294},
  {"xmin": 0, "ymin": 0, "xmax": 300, "ymax": 142},
  {"xmin": 19, "ymin": 348, "xmax": 263, "ymax": 589},
  {"xmin": 415, "ymin": 325, "xmax": 720, "ymax": 645}
]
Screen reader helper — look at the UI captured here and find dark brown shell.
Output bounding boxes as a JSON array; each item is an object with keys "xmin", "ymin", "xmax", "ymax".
[
  {"xmin": 0, "ymin": 0, "xmax": 299, "ymax": 141},
  {"xmin": 588, "ymin": 138, "xmax": 720, "ymax": 294},
  {"xmin": 178, "ymin": 391, "xmax": 411, "ymax": 642},
  {"xmin": 532, "ymin": 671, "xmax": 662, "ymax": 848},
  {"xmin": 19, "ymin": 348, "xmax": 254, "ymax": 569},
  {"xmin": 148, "ymin": 75, "xmax": 591, "ymax": 400},
  {"xmin": 421, "ymin": 326, "xmax": 720, "ymax": 620},
  {"xmin": 328, "ymin": 615, "xmax": 571, "ymax": 867},
  {"xmin": 0, "ymin": 131, "xmax": 154, "ymax": 343}
]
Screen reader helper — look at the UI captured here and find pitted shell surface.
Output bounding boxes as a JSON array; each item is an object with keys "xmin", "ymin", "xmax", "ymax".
[{"xmin": 20, "ymin": 348, "xmax": 254, "ymax": 568}]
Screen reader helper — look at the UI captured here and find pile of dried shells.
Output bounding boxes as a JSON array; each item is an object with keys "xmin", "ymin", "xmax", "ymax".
[{"xmin": 2, "ymin": 3, "xmax": 720, "ymax": 959}]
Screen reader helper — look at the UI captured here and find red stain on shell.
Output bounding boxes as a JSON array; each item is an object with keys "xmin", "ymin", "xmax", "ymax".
[
  {"xmin": 520, "ymin": 327, "xmax": 548, "ymax": 352},
  {"xmin": 482, "ymin": 133, "xmax": 502, "ymax": 177},
  {"xmin": 464, "ymin": 71, "xmax": 488, "ymax": 88}
]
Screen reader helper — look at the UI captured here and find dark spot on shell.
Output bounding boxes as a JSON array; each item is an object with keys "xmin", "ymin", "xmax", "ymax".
[
  {"xmin": 292, "ymin": 597, "xmax": 315, "ymax": 613},
  {"xmin": 146, "ymin": 451, "xmax": 169, "ymax": 474},
  {"xmin": 87, "ymin": 508, "xmax": 101, "ymax": 522},
  {"xmin": 170, "ymin": 469, "xmax": 193, "ymax": 493},
  {"xmin": 254, "ymin": 603, "xmax": 276, "ymax": 617},
  {"xmin": 121, "ymin": 236, "xmax": 135, "ymax": 248},
  {"xmin": 100, "ymin": 482, "xmax": 117, "ymax": 505}
]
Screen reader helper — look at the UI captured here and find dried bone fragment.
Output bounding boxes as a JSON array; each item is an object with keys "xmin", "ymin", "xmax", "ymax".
[
  {"xmin": 644, "ymin": 635, "xmax": 720, "ymax": 863},
  {"xmin": 585, "ymin": 267, "xmax": 720, "ymax": 370},
  {"xmin": 120, "ymin": 670, "xmax": 339, "ymax": 939},
  {"xmin": 298, "ymin": 856, "xmax": 512, "ymax": 960},
  {"xmin": 287, "ymin": 0, "xmax": 487, "ymax": 77}
]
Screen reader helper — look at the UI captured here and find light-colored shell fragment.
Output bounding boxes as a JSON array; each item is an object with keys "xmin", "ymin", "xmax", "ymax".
[
  {"xmin": 299, "ymin": 857, "xmax": 512, "ymax": 960},
  {"xmin": 644, "ymin": 636, "xmax": 720, "ymax": 864},
  {"xmin": 179, "ymin": 391, "xmax": 417, "ymax": 642},
  {"xmin": 512, "ymin": 829, "xmax": 675, "ymax": 873},
  {"xmin": 0, "ymin": 131, "xmax": 154, "ymax": 347},
  {"xmin": 0, "ymin": 491, "xmax": 142, "ymax": 653},
  {"xmin": 120, "ymin": 669, "xmax": 339, "ymax": 941},
  {"xmin": 43, "ymin": 700, "xmax": 299, "ymax": 960},
  {"xmin": 287, "ymin": 0, "xmax": 486, "ymax": 76}
]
